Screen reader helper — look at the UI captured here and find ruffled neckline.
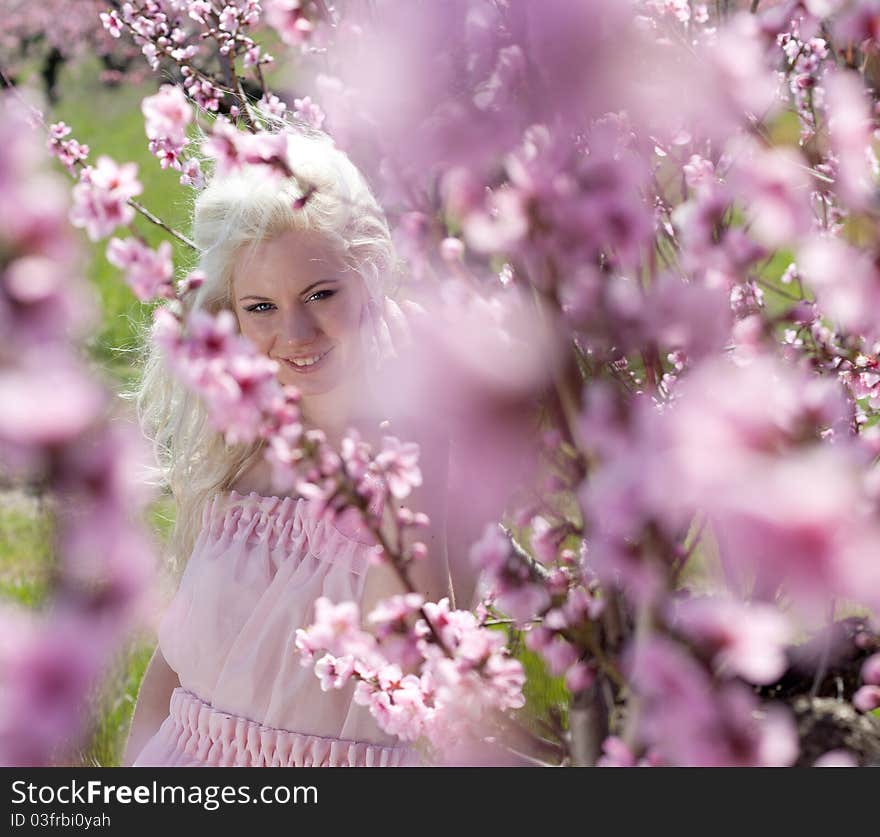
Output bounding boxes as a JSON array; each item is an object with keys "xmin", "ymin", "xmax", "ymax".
[{"xmin": 223, "ymin": 489, "xmax": 376, "ymax": 547}]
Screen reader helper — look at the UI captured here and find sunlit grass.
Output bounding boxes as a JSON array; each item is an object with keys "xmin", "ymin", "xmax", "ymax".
[{"xmin": 0, "ymin": 500, "xmax": 53, "ymax": 609}]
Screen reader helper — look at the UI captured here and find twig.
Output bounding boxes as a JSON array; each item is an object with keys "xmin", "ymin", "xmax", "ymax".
[
  {"xmin": 499, "ymin": 524, "xmax": 552, "ymax": 581},
  {"xmin": 128, "ymin": 200, "xmax": 197, "ymax": 251}
]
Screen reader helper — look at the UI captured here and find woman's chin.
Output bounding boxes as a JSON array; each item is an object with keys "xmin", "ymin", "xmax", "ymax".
[{"xmin": 278, "ymin": 371, "xmax": 341, "ymax": 395}]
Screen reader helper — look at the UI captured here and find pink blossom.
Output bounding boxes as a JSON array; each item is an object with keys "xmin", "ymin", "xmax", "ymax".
[
  {"xmin": 461, "ymin": 186, "xmax": 529, "ymax": 255},
  {"xmin": 203, "ymin": 121, "xmax": 291, "ymax": 178},
  {"xmin": 313, "ymin": 654, "xmax": 356, "ymax": 691},
  {"xmin": 564, "ymin": 661, "xmax": 596, "ymax": 692},
  {"xmin": 498, "ymin": 584, "xmax": 551, "ymax": 626},
  {"xmin": 243, "ymin": 44, "xmax": 264, "ymax": 67},
  {"xmin": 799, "ymin": 236, "xmax": 880, "ymax": 339},
  {"xmin": 814, "ymin": 749, "xmax": 859, "ymax": 767},
  {"xmin": 469, "ymin": 524, "xmax": 550, "ymax": 623},
  {"xmin": 0, "ymin": 357, "xmax": 105, "ymax": 450},
  {"xmin": 179, "ymin": 158, "xmax": 204, "ymax": 189},
  {"xmin": 672, "ymin": 596, "xmax": 792, "ymax": 685},
  {"xmin": 825, "ymin": 69, "xmax": 877, "ymax": 210},
  {"xmin": 368, "ymin": 284, "xmax": 560, "ymax": 594},
  {"xmin": 415, "ymin": 598, "xmax": 526, "ymax": 730},
  {"xmin": 861, "ymin": 653, "xmax": 880, "ymax": 686},
  {"xmin": 562, "ymin": 585, "xmax": 604, "ymax": 625},
  {"xmin": 99, "ymin": 10, "xmax": 122, "ymax": 38},
  {"xmin": 294, "ymin": 597, "xmax": 376, "ymax": 663},
  {"xmin": 264, "ymin": 0, "xmax": 314, "ymax": 48},
  {"xmin": 529, "ymin": 516, "xmax": 559, "ymax": 565},
  {"xmin": 535, "ymin": 633, "xmax": 579, "ymax": 677},
  {"xmin": 46, "ymin": 122, "xmax": 89, "ymax": 174},
  {"xmin": 853, "ymin": 685, "xmax": 880, "ymax": 713},
  {"xmin": 155, "ymin": 308, "xmax": 284, "ymax": 445},
  {"xmin": 683, "ymin": 154, "xmax": 715, "ymax": 192},
  {"xmin": 292, "ymin": 96, "xmax": 325, "ymax": 129},
  {"xmin": 625, "ymin": 636, "xmax": 799, "ymax": 766},
  {"xmin": 142, "ymin": 85, "xmax": 192, "ymax": 148},
  {"xmin": 651, "ymin": 354, "xmax": 876, "ymax": 615},
  {"xmin": 69, "ymin": 157, "xmax": 142, "ymax": 241},
  {"xmin": 374, "ymin": 436, "xmax": 422, "ymax": 500},
  {"xmin": 596, "ymin": 736, "xmax": 637, "ymax": 767},
  {"xmin": 366, "ymin": 594, "xmax": 424, "ymax": 671},
  {"xmin": 470, "ymin": 523, "xmax": 510, "ymax": 573},
  {"xmin": 728, "ymin": 138, "xmax": 814, "ymax": 249},
  {"xmin": 218, "ymin": 5, "xmax": 240, "ymax": 34},
  {"xmin": 106, "ymin": 237, "xmax": 174, "ymax": 301},
  {"xmin": 0, "ymin": 614, "xmax": 104, "ymax": 765},
  {"xmin": 188, "ymin": 0, "xmax": 212, "ymax": 24},
  {"xmin": 368, "ymin": 593, "xmax": 425, "ymax": 632},
  {"xmin": 258, "ymin": 94, "xmax": 288, "ymax": 119}
]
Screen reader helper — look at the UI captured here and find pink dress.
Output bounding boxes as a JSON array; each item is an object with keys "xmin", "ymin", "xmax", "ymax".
[{"xmin": 132, "ymin": 490, "xmax": 421, "ymax": 767}]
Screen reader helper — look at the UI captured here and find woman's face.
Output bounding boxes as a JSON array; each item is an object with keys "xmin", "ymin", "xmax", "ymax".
[{"xmin": 231, "ymin": 228, "xmax": 366, "ymax": 397}]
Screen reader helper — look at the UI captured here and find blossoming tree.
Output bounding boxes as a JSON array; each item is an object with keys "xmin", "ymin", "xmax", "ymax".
[{"xmin": 3, "ymin": 0, "xmax": 880, "ymax": 766}]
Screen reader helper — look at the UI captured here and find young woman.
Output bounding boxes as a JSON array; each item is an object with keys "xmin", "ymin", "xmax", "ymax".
[{"xmin": 123, "ymin": 127, "xmax": 479, "ymax": 767}]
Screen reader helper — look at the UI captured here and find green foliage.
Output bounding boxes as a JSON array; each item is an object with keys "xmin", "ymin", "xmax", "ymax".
[{"xmin": 515, "ymin": 642, "xmax": 570, "ymax": 734}]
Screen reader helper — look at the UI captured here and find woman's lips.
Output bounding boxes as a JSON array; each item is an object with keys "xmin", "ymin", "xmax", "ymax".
[{"xmin": 279, "ymin": 346, "xmax": 333, "ymax": 375}]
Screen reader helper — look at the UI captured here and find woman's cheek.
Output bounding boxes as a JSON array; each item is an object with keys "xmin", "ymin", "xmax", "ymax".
[
  {"xmin": 319, "ymin": 298, "xmax": 360, "ymax": 344},
  {"xmin": 239, "ymin": 316, "xmax": 273, "ymax": 354}
]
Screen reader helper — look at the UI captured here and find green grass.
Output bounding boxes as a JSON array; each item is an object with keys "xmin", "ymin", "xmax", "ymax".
[
  {"xmin": 0, "ymin": 501, "xmax": 53, "ymax": 609},
  {"xmin": 72, "ymin": 637, "xmax": 156, "ymax": 768}
]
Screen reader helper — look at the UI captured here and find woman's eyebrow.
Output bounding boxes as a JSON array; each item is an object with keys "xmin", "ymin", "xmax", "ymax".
[
  {"xmin": 239, "ymin": 278, "xmax": 342, "ymax": 303},
  {"xmin": 300, "ymin": 277, "xmax": 341, "ymax": 296}
]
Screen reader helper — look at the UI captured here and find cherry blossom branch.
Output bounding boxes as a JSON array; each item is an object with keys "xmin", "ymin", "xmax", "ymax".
[{"xmin": 128, "ymin": 198, "xmax": 197, "ymax": 250}]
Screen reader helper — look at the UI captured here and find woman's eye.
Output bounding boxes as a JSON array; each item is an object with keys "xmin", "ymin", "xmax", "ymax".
[
  {"xmin": 306, "ymin": 289, "xmax": 336, "ymax": 303},
  {"xmin": 245, "ymin": 302, "xmax": 275, "ymax": 313}
]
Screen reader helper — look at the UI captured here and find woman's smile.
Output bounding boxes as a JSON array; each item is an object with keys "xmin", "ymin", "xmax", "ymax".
[{"xmin": 277, "ymin": 346, "xmax": 334, "ymax": 374}]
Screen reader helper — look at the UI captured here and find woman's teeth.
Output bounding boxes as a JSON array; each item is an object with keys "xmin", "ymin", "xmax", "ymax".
[
  {"xmin": 287, "ymin": 348, "xmax": 330, "ymax": 368},
  {"xmin": 292, "ymin": 354, "xmax": 321, "ymax": 367}
]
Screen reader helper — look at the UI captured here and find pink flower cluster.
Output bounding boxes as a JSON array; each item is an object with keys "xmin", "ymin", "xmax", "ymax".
[
  {"xmin": 294, "ymin": 595, "xmax": 526, "ymax": 755},
  {"xmin": 152, "ymin": 307, "xmax": 288, "ymax": 445},
  {"xmin": 141, "ymin": 84, "xmax": 193, "ymax": 174},
  {"xmin": 106, "ymin": 237, "xmax": 175, "ymax": 302},
  {"xmin": 46, "ymin": 122, "xmax": 89, "ymax": 175},
  {"xmin": 625, "ymin": 635, "xmax": 799, "ymax": 767},
  {"xmin": 292, "ymin": 96, "xmax": 325, "ymax": 129},
  {"xmin": 263, "ymin": 0, "xmax": 320, "ymax": 48},
  {"xmin": 203, "ymin": 119, "xmax": 292, "ymax": 178},
  {"xmin": 69, "ymin": 156, "xmax": 142, "ymax": 241},
  {"xmin": 853, "ymin": 653, "xmax": 880, "ymax": 713}
]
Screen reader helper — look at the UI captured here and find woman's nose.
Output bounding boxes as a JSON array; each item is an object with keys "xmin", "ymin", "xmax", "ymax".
[{"xmin": 281, "ymin": 305, "xmax": 320, "ymax": 346}]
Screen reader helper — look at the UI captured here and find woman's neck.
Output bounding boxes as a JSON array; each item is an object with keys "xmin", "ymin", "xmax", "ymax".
[
  {"xmin": 299, "ymin": 383, "xmax": 357, "ymax": 449},
  {"xmin": 299, "ymin": 375, "xmax": 387, "ymax": 451}
]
